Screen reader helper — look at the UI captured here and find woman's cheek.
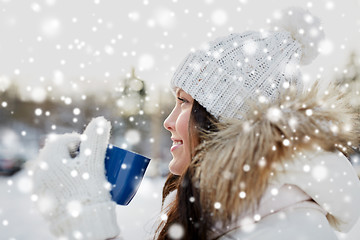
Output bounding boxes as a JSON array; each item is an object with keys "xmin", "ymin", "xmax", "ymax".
[{"xmin": 176, "ymin": 111, "xmax": 190, "ymax": 142}]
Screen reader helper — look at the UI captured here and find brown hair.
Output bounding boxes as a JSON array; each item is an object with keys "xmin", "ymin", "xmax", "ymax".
[{"xmin": 155, "ymin": 100, "xmax": 218, "ymax": 240}]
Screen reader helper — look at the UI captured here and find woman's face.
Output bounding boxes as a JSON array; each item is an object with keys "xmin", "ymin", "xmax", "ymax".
[{"xmin": 163, "ymin": 89, "xmax": 196, "ymax": 175}]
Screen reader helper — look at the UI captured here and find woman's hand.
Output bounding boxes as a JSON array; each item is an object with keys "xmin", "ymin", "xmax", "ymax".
[{"xmin": 32, "ymin": 116, "xmax": 120, "ymax": 240}]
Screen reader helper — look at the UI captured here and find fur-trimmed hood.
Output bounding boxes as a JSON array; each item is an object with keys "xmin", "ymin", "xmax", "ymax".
[{"xmin": 191, "ymin": 83, "xmax": 360, "ymax": 230}]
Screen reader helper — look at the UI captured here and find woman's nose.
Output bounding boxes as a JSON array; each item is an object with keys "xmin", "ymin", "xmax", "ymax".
[{"xmin": 163, "ymin": 109, "xmax": 176, "ymax": 131}]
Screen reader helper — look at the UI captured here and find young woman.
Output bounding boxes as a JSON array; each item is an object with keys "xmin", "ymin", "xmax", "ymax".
[{"xmin": 32, "ymin": 7, "xmax": 360, "ymax": 240}]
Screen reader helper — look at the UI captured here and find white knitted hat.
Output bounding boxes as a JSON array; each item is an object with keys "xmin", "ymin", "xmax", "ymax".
[{"xmin": 172, "ymin": 7, "xmax": 325, "ymax": 120}]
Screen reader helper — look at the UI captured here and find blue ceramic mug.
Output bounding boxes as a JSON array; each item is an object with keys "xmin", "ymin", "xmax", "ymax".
[{"xmin": 104, "ymin": 144, "xmax": 151, "ymax": 205}]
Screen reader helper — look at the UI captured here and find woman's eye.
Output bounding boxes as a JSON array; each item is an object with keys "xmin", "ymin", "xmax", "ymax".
[{"xmin": 177, "ymin": 97, "xmax": 187, "ymax": 103}]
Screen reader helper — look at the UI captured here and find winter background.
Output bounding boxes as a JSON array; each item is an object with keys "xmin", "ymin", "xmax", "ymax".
[{"xmin": 1, "ymin": 0, "xmax": 360, "ymax": 239}]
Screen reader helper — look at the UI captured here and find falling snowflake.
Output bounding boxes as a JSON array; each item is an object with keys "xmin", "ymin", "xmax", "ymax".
[
  {"xmin": 16, "ymin": 176, "xmax": 33, "ymax": 193},
  {"xmin": 270, "ymin": 188, "xmax": 279, "ymax": 196},
  {"xmin": 52, "ymin": 70, "xmax": 64, "ymax": 85},
  {"xmin": 311, "ymin": 165, "xmax": 328, "ymax": 181},
  {"xmin": 319, "ymin": 39, "xmax": 334, "ymax": 55},
  {"xmin": 161, "ymin": 214, "xmax": 168, "ymax": 221},
  {"xmin": 168, "ymin": 223, "xmax": 184, "ymax": 239},
  {"xmin": 154, "ymin": 7, "xmax": 176, "ymax": 29},
  {"xmin": 239, "ymin": 191, "xmax": 246, "ymax": 199},
  {"xmin": 211, "ymin": 9, "xmax": 228, "ymax": 26},
  {"xmin": 66, "ymin": 200, "xmax": 83, "ymax": 218},
  {"xmin": 2, "ymin": 220, "xmax": 9, "ymax": 226},
  {"xmin": 34, "ymin": 108, "xmax": 42, "ymax": 116},
  {"xmin": 31, "ymin": 87, "xmax": 47, "ymax": 103},
  {"xmin": 325, "ymin": 1, "xmax": 335, "ymax": 10},
  {"xmin": 125, "ymin": 129, "xmax": 141, "ymax": 145},
  {"xmin": 266, "ymin": 107, "xmax": 282, "ymax": 122},
  {"xmin": 239, "ymin": 217, "xmax": 256, "ymax": 233},
  {"xmin": 73, "ymin": 108, "xmax": 81, "ymax": 115},
  {"xmin": 138, "ymin": 54, "xmax": 155, "ymax": 71},
  {"xmin": 41, "ymin": 18, "xmax": 62, "ymax": 37},
  {"xmin": 242, "ymin": 40, "xmax": 258, "ymax": 55}
]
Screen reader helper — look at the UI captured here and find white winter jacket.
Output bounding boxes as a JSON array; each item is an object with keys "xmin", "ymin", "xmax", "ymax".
[
  {"xmin": 162, "ymin": 151, "xmax": 360, "ymax": 240},
  {"xmin": 217, "ymin": 150, "xmax": 360, "ymax": 240}
]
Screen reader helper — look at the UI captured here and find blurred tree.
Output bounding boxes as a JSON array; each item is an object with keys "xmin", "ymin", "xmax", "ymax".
[{"xmin": 0, "ymin": 69, "xmax": 175, "ymax": 177}]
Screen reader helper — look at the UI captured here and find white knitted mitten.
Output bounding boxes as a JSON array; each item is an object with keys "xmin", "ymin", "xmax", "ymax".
[{"xmin": 32, "ymin": 117, "xmax": 120, "ymax": 240}]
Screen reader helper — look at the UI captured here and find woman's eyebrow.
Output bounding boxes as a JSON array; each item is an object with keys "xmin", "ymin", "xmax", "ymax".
[{"xmin": 175, "ymin": 88, "xmax": 183, "ymax": 96}]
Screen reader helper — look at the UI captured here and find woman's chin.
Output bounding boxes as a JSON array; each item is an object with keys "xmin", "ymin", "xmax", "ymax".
[{"xmin": 168, "ymin": 159, "xmax": 182, "ymax": 176}]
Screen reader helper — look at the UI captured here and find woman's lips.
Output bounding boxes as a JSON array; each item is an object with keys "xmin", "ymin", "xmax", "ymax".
[{"xmin": 171, "ymin": 140, "xmax": 183, "ymax": 152}]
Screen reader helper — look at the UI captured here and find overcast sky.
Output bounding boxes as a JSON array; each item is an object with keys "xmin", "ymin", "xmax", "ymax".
[{"xmin": 1, "ymin": 0, "xmax": 360, "ymax": 99}]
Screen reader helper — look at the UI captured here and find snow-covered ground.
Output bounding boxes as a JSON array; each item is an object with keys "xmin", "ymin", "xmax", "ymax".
[{"xmin": 1, "ymin": 169, "xmax": 360, "ymax": 240}]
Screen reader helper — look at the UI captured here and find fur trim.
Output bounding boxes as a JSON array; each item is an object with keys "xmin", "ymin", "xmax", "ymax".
[{"xmin": 191, "ymin": 82, "xmax": 359, "ymax": 224}]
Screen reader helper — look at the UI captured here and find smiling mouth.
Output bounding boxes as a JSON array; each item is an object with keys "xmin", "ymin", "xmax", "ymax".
[
  {"xmin": 173, "ymin": 140, "xmax": 183, "ymax": 146},
  {"xmin": 171, "ymin": 140, "xmax": 183, "ymax": 151}
]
